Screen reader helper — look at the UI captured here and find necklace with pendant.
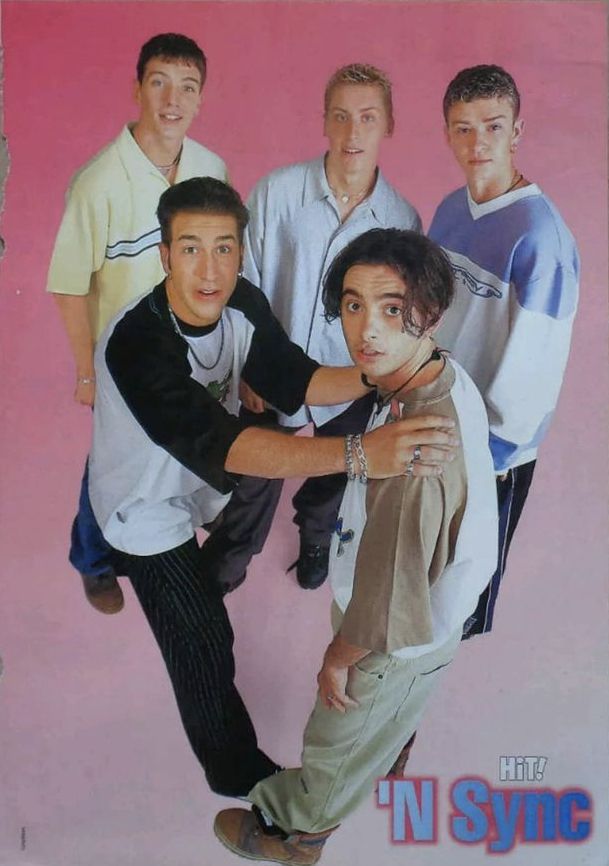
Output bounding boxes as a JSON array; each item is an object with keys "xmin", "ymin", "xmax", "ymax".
[
  {"xmin": 155, "ymin": 146, "xmax": 183, "ymax": 176},
  {"xmin": 329, "ymin": 184, "xmax": 369, "ymax": 205},
  {"xmin": 371, "ymin": 348, "xmax": 444, "ymax": 416},
  {"xmin": 168, "ymin": 306, "xmax": 225, "ymax": 371}
]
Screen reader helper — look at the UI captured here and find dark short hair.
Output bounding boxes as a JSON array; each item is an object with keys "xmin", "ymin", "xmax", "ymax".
[
  {"xmin": 443, "ymin": 64, "xmax": 520, "ymax": 121},
  {"xmin": 157, "ymin": 177, "xmax": 249, "ymax": 245},
  {"xmin": 137, "ymin": 33, "xmax": 207, "ymax": 88},
  {"xmin": 323, "ymin": 229, "xmax": 454, "ymax": 336}
]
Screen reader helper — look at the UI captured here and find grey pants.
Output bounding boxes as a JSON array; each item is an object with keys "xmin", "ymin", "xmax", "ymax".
[
  {"xmin": 200, "ymin": 395, "xmax": 376, "ymax": 592},
  {"xmin": 249, "ymin": 626, "xmax": 462, "ymax": 833}
]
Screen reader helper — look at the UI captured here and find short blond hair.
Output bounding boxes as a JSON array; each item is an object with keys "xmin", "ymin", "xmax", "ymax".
[{"xmin": 324, "ymin": 63, "xmax": 394, "ymax": 134}]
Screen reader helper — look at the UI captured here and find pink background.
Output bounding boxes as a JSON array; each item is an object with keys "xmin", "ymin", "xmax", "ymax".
[{"xmin": 0, "ymin": 2, "xmax": 607, "ymax": 864}]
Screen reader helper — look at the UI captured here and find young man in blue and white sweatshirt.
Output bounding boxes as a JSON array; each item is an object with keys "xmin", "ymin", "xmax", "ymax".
[{"xmin": 429, "ymin": 64, "xmax": 579, "ymax": 636}]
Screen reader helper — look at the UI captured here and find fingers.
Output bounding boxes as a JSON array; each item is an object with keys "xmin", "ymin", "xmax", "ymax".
[
  {"xmin": 397, "ymin": 413, "xmax": 456, "ymax": 432},
  {"xmin": 411, "ymin": 444, "xmax": 457, "ymax": 465},
  {"xmin": 363, "ymin": 412, "xmax": 461, "ymax": 479},
  {"xmin": 318, "ymin": 667, "xmax": 359, "ymax": 713},
  {"xmin": 402, "ymin": 443, "xmax": 458, "ymax": 477},
  {"xmin": 399, "ymin": 426, "xmax": 460, "ymax": 448},
  {"xmin": 326, "ymin": 694, "xmax": 346, "ymax": 713},
  {"xmin": 243, "ymin": 394, "xmax": 266, "ymax": 413},
  {"xmin": 247, "ymin": 389, "xmax": 266, "ymax": 413},
  {"xmin": 390, "ymin": 404, "xmax": 459, "ymax": 436},
  {"xmin": 324, "ymin": 691, "xmax": 358, "ymax": 713},
  {"xmin": 239, "ymin": 381, "xmax": 266, "ymax": 413},
  {"xmin": 391, "ymin": 416, "xmax": 460, "ymax": 452},
  {"xmin": 398, "ymin": 430, "xmax": 461, "ymax": 479},
  {"xmin": 366, "ymin": 424, "xmax": 458, "ymax": 452},
  {"xmin": 74, "ymin": 382, "xmax": 95, "ymax": 407}
]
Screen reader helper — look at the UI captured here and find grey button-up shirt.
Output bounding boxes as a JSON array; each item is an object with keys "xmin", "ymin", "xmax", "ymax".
[{"xmin": 243, "ymin": 156, "xmax": 421, "ymax": 426}]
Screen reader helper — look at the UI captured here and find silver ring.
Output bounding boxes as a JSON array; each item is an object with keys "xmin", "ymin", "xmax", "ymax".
[
  {"xmin": 412, "ymin": 445, "xmax": 422, "ymax": 462},
  {"xmin": 404, "ymin": 461, "xmax": 414, "ymax": 477}
]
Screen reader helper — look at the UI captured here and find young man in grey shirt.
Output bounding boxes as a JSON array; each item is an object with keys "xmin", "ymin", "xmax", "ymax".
[{"xmin": 201, "ymin": 63, "xmax": 421, "ymax": 592}]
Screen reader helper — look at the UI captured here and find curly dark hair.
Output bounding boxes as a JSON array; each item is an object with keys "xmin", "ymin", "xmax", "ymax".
[
  {"xmin": 322, "ymin": 229, "xmax": 454, "ymax": 337},
  {"xmin": 443, "ymin": 64, "xmax": 520, "ymax": 120}
]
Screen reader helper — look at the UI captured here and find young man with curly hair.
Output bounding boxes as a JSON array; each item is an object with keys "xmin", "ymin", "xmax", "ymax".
[{"xmin": 214, "ymin": 228, "xmax": 497, "ymax": 861}]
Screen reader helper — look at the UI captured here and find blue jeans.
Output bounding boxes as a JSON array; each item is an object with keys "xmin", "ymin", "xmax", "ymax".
[{"xmin": 69, "ymin": 459, "xmax": 114, "ymax": 576}]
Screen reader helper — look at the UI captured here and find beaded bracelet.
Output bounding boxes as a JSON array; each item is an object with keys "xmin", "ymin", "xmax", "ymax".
[{"xmin": 352, "ymin": 434, "xmax": 368, "ymax": 484}]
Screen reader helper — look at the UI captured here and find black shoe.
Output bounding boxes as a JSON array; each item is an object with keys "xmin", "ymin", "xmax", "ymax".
[
  {"xmin": 219, "ymin": 572, "xmax": 247, "ymax": 596},
  {"xmin": 288, "ymin": 542, "xmax": 330, "ymax": 590}
]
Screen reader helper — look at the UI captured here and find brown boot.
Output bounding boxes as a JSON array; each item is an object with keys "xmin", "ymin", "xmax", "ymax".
[
  {"xmin": 81, "ymin": 571, "xmax": 124, "ymax": 615},
  {"xmin": 214, "ymin": 807, "xmax": 334, "ymax": 865}
]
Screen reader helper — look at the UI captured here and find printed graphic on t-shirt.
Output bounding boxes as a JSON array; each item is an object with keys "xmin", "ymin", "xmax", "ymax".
[
  {"xmin": 106, "ymin": 227, "xmax": 161, "ymax": 261},
  {"xmin": 334, "ymin": 516, "xmax": 354, "ymax": 557},
  {"xmin": 206, "ymin": 370, "xmax": 232, "ymax": 404},
  {"xmin": 446, "ymin": 251, "xmax": 506, "ymax": 300}
]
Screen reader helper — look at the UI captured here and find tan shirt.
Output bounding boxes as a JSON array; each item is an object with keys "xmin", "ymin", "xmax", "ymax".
[{"xmin": 329, "ymin": 360, "xmax": 498, "ymax": 659}]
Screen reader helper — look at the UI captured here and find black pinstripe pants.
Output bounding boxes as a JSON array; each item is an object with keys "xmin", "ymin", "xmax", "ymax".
[{"xmin": 116, "ymin": 537, "xmax": 278, "ymax": 796}]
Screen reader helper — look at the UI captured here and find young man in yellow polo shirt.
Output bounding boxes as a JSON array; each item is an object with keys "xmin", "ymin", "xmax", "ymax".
[{"xmin": 47, "ymin": 32, "xmax": 228, "ymax": 614}]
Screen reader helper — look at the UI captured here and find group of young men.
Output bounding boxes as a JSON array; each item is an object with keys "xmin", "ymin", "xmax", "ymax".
[{"xmin": 47, "ymin": 32, "xmax": 579, "ymax": 864}]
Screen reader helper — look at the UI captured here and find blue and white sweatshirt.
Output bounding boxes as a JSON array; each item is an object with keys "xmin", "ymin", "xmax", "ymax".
[{"xmin": 429, "ymin": 184, "xmax": 579, "ymax": 472}]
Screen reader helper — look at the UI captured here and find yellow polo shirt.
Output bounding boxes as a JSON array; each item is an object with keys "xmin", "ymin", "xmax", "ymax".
[{"xmin": 47, "ymin": 124, "xmax": 228, "ymax": 339}]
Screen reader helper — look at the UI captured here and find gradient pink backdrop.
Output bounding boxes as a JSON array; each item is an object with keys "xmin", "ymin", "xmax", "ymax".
[{"xmin": 0, "ymin": 2, "xmax": 607, "ymax": 864}]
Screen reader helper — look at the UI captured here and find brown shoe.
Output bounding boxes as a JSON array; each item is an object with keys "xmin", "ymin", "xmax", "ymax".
[
  {"xmin": 81, "ymin": 571, "xmax": 124, "ymax": 615},
  {"xmin": 214, "ymin": 808, "xmax": 334, "ymax": 865}
]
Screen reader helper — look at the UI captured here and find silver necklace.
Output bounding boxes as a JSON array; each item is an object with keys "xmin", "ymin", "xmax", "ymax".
[
  {"xmin": 329, "ymin": 183, "xmax": 369, "ymax": 205},
  {"xmin": 155, "ymin": 146, "xmax": 183, "ymax": 175},
  {"xmin": 168, "ymin": 306, "xmax": 225, "ymax": 371}
]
